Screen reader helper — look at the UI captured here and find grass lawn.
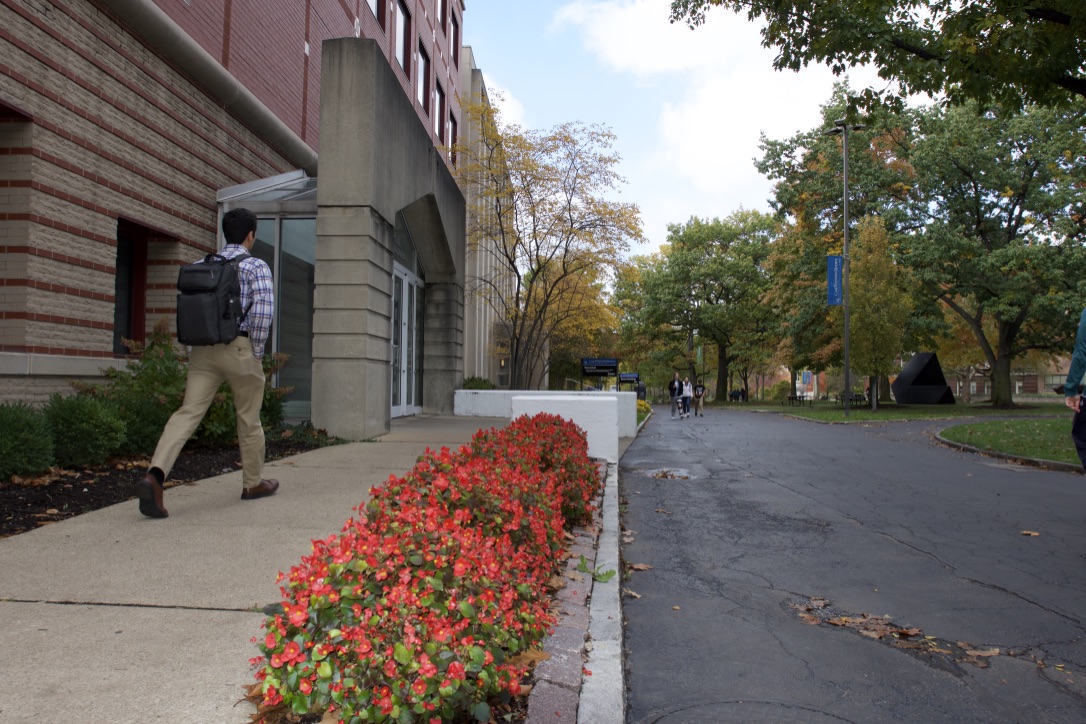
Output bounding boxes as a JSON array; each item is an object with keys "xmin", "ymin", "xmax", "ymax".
[
  {"xmin": 938, "ymin": 417, "xmax": 1079, "ymax": 466},
  {"xmin": 698, "ymin": 397, "xmax": 1077, "ymax": 467},
  {"xmin": 713, "ymin": 399, "xmax": 1068, "ymax": 423}
]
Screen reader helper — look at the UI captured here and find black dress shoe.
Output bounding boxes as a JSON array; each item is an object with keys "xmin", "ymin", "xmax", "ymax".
[
  {"xmin": 136, "ymin": 477, "xmax": 168, "ymax": 518},
  {"xmin": 241, "ymin": 479, "xmax": 280, "ymax": 500}
]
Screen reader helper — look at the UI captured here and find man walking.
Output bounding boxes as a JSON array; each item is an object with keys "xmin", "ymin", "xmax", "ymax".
[
  {"xmin": 693, "ymin": 379, "xmax": 706, "ymax": 417},
  {"xmin": 668, "ymin": 372, "xmax": 683, "ymax": 419},
  {"xmin": 136, "ymin": 208, "xmax": 278, "ymax": 518}
]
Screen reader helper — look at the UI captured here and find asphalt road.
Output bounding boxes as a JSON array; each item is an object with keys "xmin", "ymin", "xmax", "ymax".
[{"xmin": 621, "ymin": 408, "xmax": 1086, "ymax": 724}]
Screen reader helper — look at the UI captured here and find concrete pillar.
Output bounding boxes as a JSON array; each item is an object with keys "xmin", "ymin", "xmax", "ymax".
[
  {"xmin": 311, "ymin": 206, "xmax": 393, "ymax": 439},
  {"xmin": 312, "ymin": 38, "xmax": 466, "ymax": 439},
  {"xmin": 422, "ymin": 281, "xmax": 463, "ymax": 414}
]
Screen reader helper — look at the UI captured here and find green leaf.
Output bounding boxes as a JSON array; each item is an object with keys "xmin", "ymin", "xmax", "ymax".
[
  {"xmin": 459, "ymin": 601, "xmax": 476, "ymax": 618},
  {"xmin": 472, "ymin": 702, "xmax": 492, "ymax": 722},
  {"xmin": 318, "ymin": 661, "xmax": 333, "ymax": 679},
  {"xmin": 393, "ymin": 642, "xmax": 412, "ymax": 665}
]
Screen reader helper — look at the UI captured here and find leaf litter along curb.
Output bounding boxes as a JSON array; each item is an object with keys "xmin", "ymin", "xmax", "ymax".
[{"xmin": 785, "ymin": 596, "xmax": 1073, "ymax": 673}]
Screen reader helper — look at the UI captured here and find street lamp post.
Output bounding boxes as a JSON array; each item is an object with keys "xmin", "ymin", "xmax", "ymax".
[{"xmin": 825, "ymin": 118, "xmax": 865, "ymax": 418}]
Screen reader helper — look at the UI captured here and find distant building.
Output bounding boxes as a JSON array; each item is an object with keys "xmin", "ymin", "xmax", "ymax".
[{"xmin": 0, "ymin": 0, "xmax": 503, "ymax": 438}]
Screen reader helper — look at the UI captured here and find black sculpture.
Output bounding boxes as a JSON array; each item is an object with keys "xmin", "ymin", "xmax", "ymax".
[{"xmin": 891, "ymin": 352, "xmax": 955, "ymax": 404}]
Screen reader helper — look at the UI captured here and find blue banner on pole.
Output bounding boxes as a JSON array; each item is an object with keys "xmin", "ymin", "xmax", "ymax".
[{"xmin": 827, "ymin": 255, "xmax": 843, "ymax": 306}]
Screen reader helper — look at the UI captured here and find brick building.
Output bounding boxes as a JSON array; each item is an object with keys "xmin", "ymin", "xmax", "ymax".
[{"xmin": 1, "ymin": 0, "xmax": 492, "ymax": 438}]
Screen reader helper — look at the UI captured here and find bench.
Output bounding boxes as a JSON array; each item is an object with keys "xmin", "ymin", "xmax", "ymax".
[
  {"xmin": 783, "ymin": 394, "xmax": 811, "ymax": 407},
  {"xmin": 835, "ymin": 392, "xmax": 865, "ymax": 406}
]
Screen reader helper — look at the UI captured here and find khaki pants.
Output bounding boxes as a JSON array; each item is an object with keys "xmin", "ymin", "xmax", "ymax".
[{"xmin": 151, "ymin": 338, "xmax": 266, "ymax": 489}]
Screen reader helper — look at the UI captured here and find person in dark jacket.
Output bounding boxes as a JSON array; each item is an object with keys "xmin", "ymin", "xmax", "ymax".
[{"xmin": 668, "ymin": 372, "xmax": 683, "ymax": 419}]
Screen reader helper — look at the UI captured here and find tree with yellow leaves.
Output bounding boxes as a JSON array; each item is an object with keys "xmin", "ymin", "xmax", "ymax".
[{"xmin": 453, "ymin": 100, "xmax": 642, "ymax": 389}]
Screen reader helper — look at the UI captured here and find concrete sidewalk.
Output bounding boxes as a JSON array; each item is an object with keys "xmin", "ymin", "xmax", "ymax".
[{"xmin": 0, "ymin": 415, "xmax": 624, "ymax": 723}]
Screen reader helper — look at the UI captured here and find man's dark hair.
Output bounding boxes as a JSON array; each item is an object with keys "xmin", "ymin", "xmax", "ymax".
[{"xmin": 222, "ymin": 208, "xmax": 258, "ymax": 246}]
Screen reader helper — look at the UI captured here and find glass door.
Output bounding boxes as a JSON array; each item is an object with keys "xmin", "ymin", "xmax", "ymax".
[{"xmin": 391, "ymin": 265, "xmax": 424, "ymax": 418}]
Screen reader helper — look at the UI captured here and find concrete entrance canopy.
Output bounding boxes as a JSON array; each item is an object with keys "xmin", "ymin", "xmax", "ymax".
[{"xmin": 314, "ymin": 38, "xmax": 466, "ymax": 441}]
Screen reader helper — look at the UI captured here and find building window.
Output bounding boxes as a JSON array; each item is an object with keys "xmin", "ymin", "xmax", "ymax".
[
  {"xmin": 450, "ymin": 15, "xmax": 460, "ymax": 67},
  {"xmin": 433, "ymin": 82, "xmax": 445, "ymax": 141},
  {"xmin": 417, "ymin": 43, "xmax": 431, "ymax": 113},
  {"xmin": 395, "ymin": 0, "xmax": 410, "ymax": 73},
  {"xmin": 437, "ymin": 0, "xmax": 447, "ymax": 32},
  {"xmin": 113, "ymin": 219, "xmax": 150, "ymax": 355},
  {"xmin": 366, "ymin": 0, "xmax": 385, "ymax": 28}
]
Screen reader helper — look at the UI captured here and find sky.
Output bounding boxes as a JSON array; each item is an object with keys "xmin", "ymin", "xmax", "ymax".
[{"xmin": 461, "ymin": 0, "xmax": 893, "ymax": 257}]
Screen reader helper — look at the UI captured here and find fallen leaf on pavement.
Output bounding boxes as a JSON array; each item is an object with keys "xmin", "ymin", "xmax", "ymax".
[
  {"xmin": 622, "ymin": 588, "xmax": 641, "ymax": 599},
  {"xmin": 965, "ymin": 647, "xmax": 1000, "ymax": 657},
  {"xmin": 628, "ymin": 563, "xmax": 653, "ymax": 571},
  {"xmin": 672, "ymin": 606, "xmax": 681, "ymax": 611},
  {"xmin": 1020, "ymin": 530, "xmax": 1040, "ymax": 537}
]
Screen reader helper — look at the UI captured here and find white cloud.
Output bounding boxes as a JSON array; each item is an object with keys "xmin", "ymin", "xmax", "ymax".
[
  {"xmin": 551, "ymin": 0, "xmax": 896, "ymax": 251},
  {"xmin": 553, "ymin": 0, "xmax": 754, "ymax": 77},
  {"xmin": 480, "ymin": 75, "xmax": 528, "ymax": 129}
]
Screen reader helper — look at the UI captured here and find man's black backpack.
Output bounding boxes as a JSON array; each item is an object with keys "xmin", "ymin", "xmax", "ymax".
[{"xmin": 175, "ymin": 253, "xmax": 250, "ymax": 346}]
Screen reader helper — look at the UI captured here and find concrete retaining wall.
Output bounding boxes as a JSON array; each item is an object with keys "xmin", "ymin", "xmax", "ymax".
[
  {"xmin": 511, "ymin": 395, "xmax": 618, "ymax": 464},
  {"xmin": 454, "ymin": 389, "xmax": 637, "ymax": 438}
]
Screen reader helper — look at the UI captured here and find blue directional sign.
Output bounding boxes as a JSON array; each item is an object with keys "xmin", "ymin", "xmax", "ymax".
[{"xmin": 827, "ymin": 255, "xmax": 842, "ymax": 306}]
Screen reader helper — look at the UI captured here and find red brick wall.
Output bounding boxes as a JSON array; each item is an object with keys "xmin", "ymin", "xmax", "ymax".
[
  {"xmin": 0, "ymin": 0, "xmax": 296, "ymax": 363},
  {"xmin": 154, "ymin": 0, "xmax": 465, "ymax": 153}
]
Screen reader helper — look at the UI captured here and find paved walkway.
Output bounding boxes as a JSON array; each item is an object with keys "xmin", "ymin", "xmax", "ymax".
[
  {"xmin": 0, "ymin": 416, "xmax": 545, "ymax": 722},
  {"xmin": 622, "ymin": 409, "xmax": 1086, "ymax": 723}
]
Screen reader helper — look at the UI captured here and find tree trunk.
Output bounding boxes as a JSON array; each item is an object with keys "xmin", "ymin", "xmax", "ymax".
[
  {"xmin": 990, "ymin": 355, "xmax": 1014, "ymax": 408},
  {"xmin": 716, "ymin": 344, "xmax": 728, "ymax": 403},
  {"xmin": 790, "ymin": 369, "xmax": 798, "ymax": 396}
]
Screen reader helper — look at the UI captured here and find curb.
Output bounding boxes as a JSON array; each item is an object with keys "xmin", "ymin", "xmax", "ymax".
[
  {"xmin": 525, "ymin": 461, "xmax": 624, "ymax": 723},
  {"xmin": 932, "ymin": 432, "xmax": 1083, "ymax": 474}
]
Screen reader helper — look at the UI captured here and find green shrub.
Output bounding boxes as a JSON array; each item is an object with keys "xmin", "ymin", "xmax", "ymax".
[
  {"xmin": 45, "ymin": 393, "xmax": 126, "ymax": 468},
  {"xmin": 80, "ymin": 319, "xmax": 292, "ymax": 450},
  {"xmin": 767, "ymin": 380, "xmax": 792, "ymax": 402},
  {"xmin": 0, "ymin": 402, "xmax": 55, "ymax": 480},
  {"xmin": 76, "ymin": 319, "xmax": 188, "ymax": 455},
  {"xmin": 461, "ymin": 375, "xmax": 496, "ymax": 390}
]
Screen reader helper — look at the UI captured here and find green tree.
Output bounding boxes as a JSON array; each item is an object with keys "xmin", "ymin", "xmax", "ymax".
[
  {"xmin": 670, "ymin": 0, "xmax": 1086, "ymax": 109},
  {"xmin": 635, "ymin": 212, "xmax": 779, "ymax": 397},
  {"xmin": 757, "ymin": 85, "xmax": 921, "ymax": 379},
  {"xmin": 850, "ymin": 217, "xmax": 911, "ymax": 410},
  {"xmin": 454, "ymin": 101, "xmax": 643, "ymax": 389},
  {"xmin": 901, "ymin": 100, "xmax": 1086, "ymax": 407}
]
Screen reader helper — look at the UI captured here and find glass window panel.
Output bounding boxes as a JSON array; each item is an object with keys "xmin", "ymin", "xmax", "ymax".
[
  {"xmin": 392, "ymin": 276, "xmax": 403, "ymax": 407},
  {"xmin": 414, "ymin": 283, "xmax": 424, "ymax": 407},
  {"xmin": 277, "ymin": 218, "xmax": 315, "ymax": 417}
]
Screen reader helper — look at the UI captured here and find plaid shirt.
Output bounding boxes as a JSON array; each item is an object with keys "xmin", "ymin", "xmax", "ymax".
[{"xmin": 218, "ymin": 245, "xmax": 274, "ymax": 358}]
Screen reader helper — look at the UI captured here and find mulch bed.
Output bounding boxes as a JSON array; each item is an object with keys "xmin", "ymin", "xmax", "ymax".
[{"xmin": 0, "ymin": 429, "xmax": 332, "ymax": 539}]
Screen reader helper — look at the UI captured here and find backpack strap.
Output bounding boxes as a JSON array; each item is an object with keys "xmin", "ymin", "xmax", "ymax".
[{"xmin": 227, "ymin": 253, "xmax": 253, "ymax": 321}]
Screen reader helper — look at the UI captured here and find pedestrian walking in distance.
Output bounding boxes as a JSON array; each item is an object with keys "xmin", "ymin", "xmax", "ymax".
[
  {"xmin": 669, "ymin": 372, "xmax": 683, "ymax": 419},
  {"xmin": 693, "ymin": 379, "xmax": 706, "ymax": 417}
]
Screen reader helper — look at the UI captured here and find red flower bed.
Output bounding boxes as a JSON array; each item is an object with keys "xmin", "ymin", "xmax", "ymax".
[{"xmin": 251, "ymin": 413, "xmax": 601, "ymax": 722}]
